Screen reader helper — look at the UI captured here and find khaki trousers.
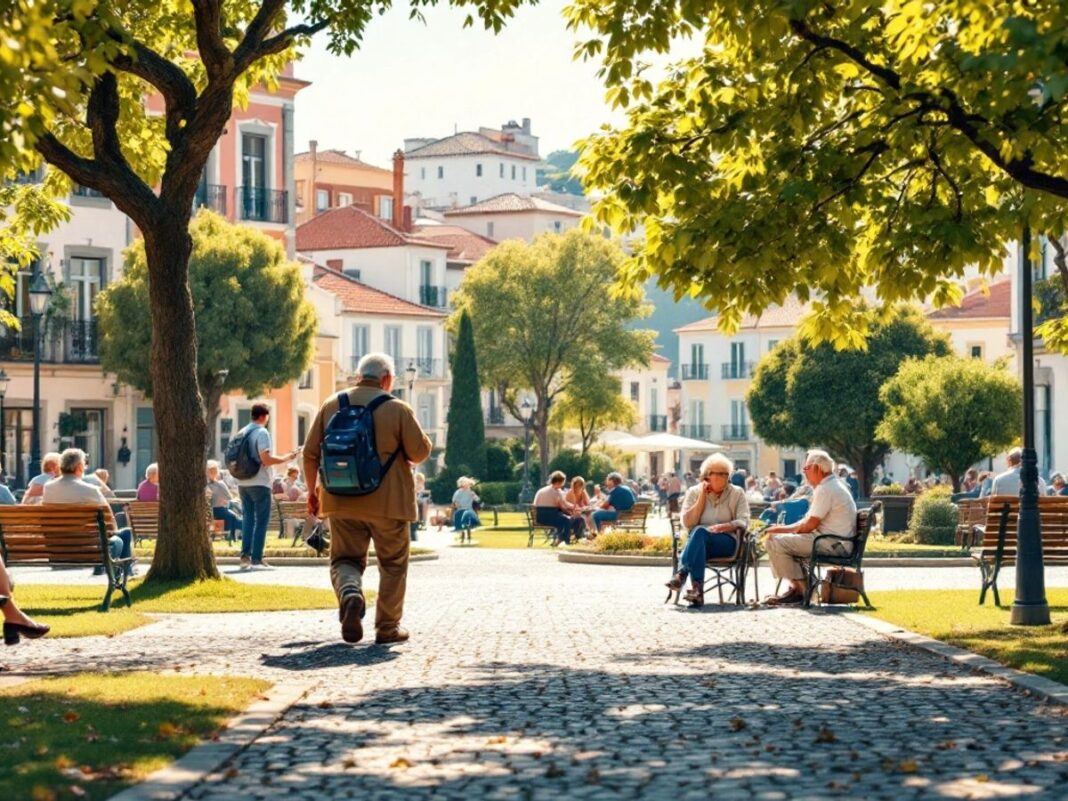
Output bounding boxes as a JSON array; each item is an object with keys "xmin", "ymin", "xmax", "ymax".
[
  {"xmin": 766, "ymin": 533, "xmax": 851, "ymax": 582},
  {"xmin": 328, "ymin": 514, "xmax": 410, "ymax": 633}
]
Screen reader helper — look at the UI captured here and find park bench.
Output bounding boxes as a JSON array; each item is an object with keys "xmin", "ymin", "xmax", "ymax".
[
  {"xmin": 954, "ymin": 497, "xmax": 988, "ymax": 548},
  {"xmin": 0, "ymin": 504, "xmax": 133, "ymax": 611},
  {"xmin": 524, "ymin": 505, "xmax": 562, "ymax": 547},
  {"xmin": 125, "ymin": 500, "xmax": 160, "ymax": 544},
  {"xmin": 669, "ymin": 514, "xmax": 758, "ymax": 606},
  {"xmin": 610, "ymin": 501, "xmax": 650, "ymax": 534},
  {"xmin": 276, "ymin": 499, "xmax": 311, "ymax": 547},
  {"xmin": 971, "ymin": 495, "xmax": 1068, "ymax": 605}
]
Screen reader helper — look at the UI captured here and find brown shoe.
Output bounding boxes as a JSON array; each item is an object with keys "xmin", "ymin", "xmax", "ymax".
[
  {"xmin": 766, "ymin": 589, "xmax": 804, "ymax": 606},
  {"xmin": 375, "ymin": 627, "xmax": 409, "ymax": 645},
  {"xmin": 339, "ymin": 593, "xmax": 366, "ymax": 644}
]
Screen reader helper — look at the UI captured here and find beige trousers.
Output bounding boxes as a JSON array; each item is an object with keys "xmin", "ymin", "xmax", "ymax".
[
  {"xmin": 766, "ymin": 533, "xmax": 851, "ymax": 581},
  {"xmin": 328, "ymin": 515, "xmax": 410, "ymax": 633}
]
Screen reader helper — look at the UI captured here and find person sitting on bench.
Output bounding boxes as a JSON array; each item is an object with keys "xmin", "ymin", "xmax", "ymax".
[
  {"xmin": 533, "ymin": 471, "xmax": 585, "ymax": 545},
  {"xmin": 762, "ymin": 449, "xmax": 856, "ymax": 606},
  {"xmin": 665, "ymin": 454, "xmax": 749, "ymax": 608},
  {"xmin": 592, "ymin": 472, "xmax": 636, "ymax": 532}
]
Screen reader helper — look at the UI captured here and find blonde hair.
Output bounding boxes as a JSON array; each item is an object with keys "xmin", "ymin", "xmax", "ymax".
[
  {"xmin": 206, "ymin": 460, "xmax": 220, "ymax": 476},
  {"xmin": 698, "ymin": 452, "xmax": 733, "ymax": 480},
  {"xmin": 457, "ymin": 476, "xmax": 476, "ymax": 489},
  {"xmin": 571, "ymin": 476, "xmax": 586, "ymax": 490},
  {"xmin": 41, "ymin": 452, "xmax": 61, "ymax": 472}
]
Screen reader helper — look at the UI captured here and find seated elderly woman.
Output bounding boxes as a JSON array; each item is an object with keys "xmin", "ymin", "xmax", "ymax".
[
  {"xmin": 207, "ymin": 460, "xmax": 242, "ymax": 543},
  {"xmin": 1, "ymin": 550, "xmax": 49, "ymax": 648},
  {"xmin": 534, "ymin": 471, "xmax": 586, "ymax": 545},
  {"xmin": 451, "ymin": 476, "xmax": 481, "ymax": 532},
  {"xmin": 665, "ymin": 453, "xmax": 750, "ymax": 608}
]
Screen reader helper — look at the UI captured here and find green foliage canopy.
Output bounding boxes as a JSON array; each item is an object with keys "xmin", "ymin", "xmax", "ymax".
[
  {"xmin": 568, "ymin": 0, "xmax": 1068, "ymax": 346},
  {"xmin": 537, "ymin": 149, "xmax": 584, "ymax": 195},
  {"xmin": 746, "ymin": 305, "xmax": 950, "ymax": 494},
  {"xmin": 877, "ymin": 355, "xmax": 1021, "ymax": 490},
  {"xmin": 551, "ymin": 370, "xmax": 636, "ymax": 455}
]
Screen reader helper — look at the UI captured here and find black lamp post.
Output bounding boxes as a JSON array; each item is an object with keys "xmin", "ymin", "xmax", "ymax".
[
  {"xmin": 28, "ymin": 270, "xmax": 52, "ymax": 480},
  {"xmin": 405, "ymin": 362, "xmax": 417, "ymax": 397},
  {"xmin": 1012, "ymin": 224, "xmax": 1050, "ymax": 626},
  {"xmin": 519, "ymin": 398, "xmax": 535, "ymax": 503},
  {"xmin": 0, "ymin": 368, "xmax": 8, "ymax": 485}
]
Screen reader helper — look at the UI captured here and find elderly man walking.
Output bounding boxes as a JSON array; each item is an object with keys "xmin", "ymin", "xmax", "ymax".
[
  {"xmin": 304, "ymin": 353, "xmax": 432, "ymax": 645},
  {"xmin": 762, "ymin": 449, "xmax": 857, "ymax": 606}
]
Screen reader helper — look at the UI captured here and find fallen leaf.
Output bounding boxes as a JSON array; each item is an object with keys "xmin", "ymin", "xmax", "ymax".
[
  {"xmin": 486, "ymin": 736, "xmax": 507, "ymax": 745},
  {"xmin": 223, "ymin": 768, "xmax": 239, "ymax": 779},
  {"xmin": 54, "ymin": 756, "xmax": 73, "ymax": 770},
  {"xmin": 318, "ymin": 701, "xmax": 334, "ymax": 709},
  {"xmin": 31, "ymin": 787, "xmax": 56, "ymax": 801},
  {"xmin": 899, "ymin": 760, "xmax": 919, "ymax": 774},
  {"xmin": 390, "ymin": 758, "xmax": 413, "ymax": 769},
  {"xmin": 157, "ymin": 722, "xmax": 182, "ymax": 739},
  {"xmin": 341, "ymin": 758, "xmax": 356, "ymax": 769},
  {"xmin": 62, "ymin": 711, "xmax": 80, "ymax": 724},
  {"xmin": 816, "ymin": 726, "xmax": 837, "ymax": 744},
  {"xmin": 975, "ymin": 774, "xmax": 990, "ymax": 783},
  {"xmin": 729, "ymin": 717, "xmax": 746, "ymax": 732}
]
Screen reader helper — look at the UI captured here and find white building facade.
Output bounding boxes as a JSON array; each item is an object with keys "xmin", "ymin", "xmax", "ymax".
[{"xmin": 442, "ymin": 194, "xmax": 583, "ymax": 242}]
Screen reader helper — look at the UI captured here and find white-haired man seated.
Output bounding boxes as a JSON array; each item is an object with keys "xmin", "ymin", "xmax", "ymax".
[{"xmin": 762, "ymin": 449, "xmax": 857, "ymax": 605}]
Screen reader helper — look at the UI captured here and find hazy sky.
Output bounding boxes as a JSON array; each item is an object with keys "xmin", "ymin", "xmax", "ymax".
[{"xmin": 292, "ymin": 0, "xmax": 622, "ymax": 166}]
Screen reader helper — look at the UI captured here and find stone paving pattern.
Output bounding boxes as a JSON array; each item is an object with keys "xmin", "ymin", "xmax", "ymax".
[{"xmin": 8, "ymin": 549, "xmax": 1068, "ymax": 800}]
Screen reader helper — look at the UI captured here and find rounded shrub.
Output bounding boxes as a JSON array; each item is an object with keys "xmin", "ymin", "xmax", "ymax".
[
  {"xmin": 872, "ymin": 482, "xmax": 905, "ymax": 496},
  {"xmin": 547, "ymin": 450, "xmax": 615, "ymax": 485},
  {"xmin": 484, "ymin": 441, "xmax": 515, "ymax": 481},
  {"xmin": 907, "ymin": 486, "xmax": 958, "ymax": 545}
]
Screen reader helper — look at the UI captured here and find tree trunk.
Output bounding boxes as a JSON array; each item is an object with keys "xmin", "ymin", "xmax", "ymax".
[
  {"xmin": 142, "ymin": 223, "xmax": 217, "ymax": 582},
  {"xmin": 950, "ymin": 472, "xmax": 961, "ymax": 492},
  {"xmin": 203, "ymin": 385, "xmax": 223, "ymax": 460},
  {"xmin": 536, "ymin": 405, "xmax": 551, "ymax": 480}
]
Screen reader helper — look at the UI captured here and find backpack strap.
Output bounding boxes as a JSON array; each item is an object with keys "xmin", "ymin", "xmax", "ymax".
[
  {"xmin": 337, "ymin": 392, "xmax": 351, "ymax": 410},
  {"xmin": 365, "ymin": 394, "xmax": 406, "ymax": 477},
  {"xmin": 365, "ymin": 393, "xmax": 394, "ymax": 413}
]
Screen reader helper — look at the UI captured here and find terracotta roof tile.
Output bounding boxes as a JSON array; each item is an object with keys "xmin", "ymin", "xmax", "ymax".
[
  {"xmin": 294, "ymin": 149, "xmax": 390, "ymax": 172},
  {"xmin": 928, "ymin": 277, "xmax": 1011, "ymax": 320},
  {"xmin": 412, "ymin": 224, "xmax": 497, "ymax": 264},
  {"xmin": 443, "ymin": 193, "xmax": 584, "ymax": 217},
  {"xmin": 406, "ymin": 132, "xmax": 540, "ymax": 161},
  {"xmin": 311, "ymin": 265, "xmax": 446, "ymax": 318},
  {"xmin": 651, "ymin": 353, "xmax": 672, "ymax": 364},
  {"xmin": 296, "ymin": 206, "xmax": 450, "ymax": 251}
]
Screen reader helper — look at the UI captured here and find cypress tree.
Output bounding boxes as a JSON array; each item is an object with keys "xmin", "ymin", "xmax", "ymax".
[{"xmin": 445, "ymin": 309, "xmax": 487, "ymax": 476}]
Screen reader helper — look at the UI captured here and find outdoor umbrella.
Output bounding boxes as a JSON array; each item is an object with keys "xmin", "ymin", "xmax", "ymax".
[{"xmin": 615, "ymin": 432, "xmax": 723, "ymax": 452}]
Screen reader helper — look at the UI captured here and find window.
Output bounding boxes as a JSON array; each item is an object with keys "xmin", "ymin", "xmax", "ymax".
[
  {"xmin": 298, "ymin": 368, "xmax": 314, "ymax": 389},
  {"xmin": 630, "ymin": 381, "xmax": 640, "ymax": 403},
  {"xmin": 379, "ymin": 196, "xmax": 394, "ymax": 223},
  {"xmin": 649, "ymin": 387, "xmax": 658, "ymax": 416},
  {"xmin": 689, "ymin": 400, "xmax": 705, "ymax": 427},
  {"xmin": 470, "ymin": 196, "xmax": 477, "ymax": 205},
  {"xmin": 384, "ymin": 326, "xmax": 402, "ymax": 364},
  {"xmin": 420, "ymin": 260, "xmax": 433, "ymax": 287},
  {"xmin": 295, "ymin": 180, "xmax": 305, "ymax": 205},
  {"xmin": 730, "ymin": 400, "xmax": 747, "ymax": 427},
  {"xmin": 437, "ymin": 166, "xmax": 444, "ymax": 179},
  {"xmin": 522, "ymin": 166, "xmax": 527, "ymax": 180},
  {"xmin": 338, "ymin": 192, "xmax": 353, "ymax": 207},
  {"xmin": 417, "ymin": 392, "xmax": 436, "ymax": 431},
  {"xmin": 315, "ymin": 188, "xmax": 330, "ymax": 212},
  {"xmin": 343, "ymin": 268, "xmax": 361, "ymax": 281},
  {"xmin": 553, "ymin": 221, "xmax": 562, "ymax": 233},
  {"xmin": 69, "ymin": 257, "xmax": 104, "ymax": 321},
  {"xmin": 511, "ymin": 164, "xmax": 516, "ymax": 179},
  {"xmin": 241, "ymin": 133, "xmax": 267, "ymax": 190},
  {"xmin": 297, "ymin": 414, "xmax": 310, "ymax": 447},
  {"xmin": 970, "ymin": 344, "xmax": 984, "ymax": 359},
  {"xmin": 420, "ymin": 167, "xmax": 426, "ymax": 180},
  {"xmin": 417, "ymin": 326, "xmax": 434, "ymax": 375},
  {"xmin": 499, "ymin": 163, "xmax": 504, "ymax": 178},
  {"xmin": 352, "ymin": 325, "xmax": 370, "ymax": 362},
  {"xmin": 690, "ymin": 343, "xmax": 704, "ymax": 368},
  {"xmin": 768, "ymin": 339, "xmax": 779, "ymax": 352},
  {"xmin": 487, "ymin": 221, "xmax": 495, "ymax": 238},
  {"xmin": 476, "ymin": 163, "xmax": 483, "ymax": 177},
  {"xmin": 783, "ymin": 459, "xmax": 797, "ymax": 480},
  {"xmin": 730, "ymin": 341, "xmax": 746, "ymax": 373}
]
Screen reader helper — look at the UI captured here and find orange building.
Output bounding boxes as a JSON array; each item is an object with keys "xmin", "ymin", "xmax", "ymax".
[{"xmin": 294, "ymin": 143, "xmax": 396, "ymax": 225}]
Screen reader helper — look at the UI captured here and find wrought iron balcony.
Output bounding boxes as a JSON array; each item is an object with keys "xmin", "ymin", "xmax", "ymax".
[
  {"xmin": 721, "ymin": 361, "xmax": 756, "ymax": 379},
  {"xmin": 486, "ymin": 408, "xmax": 506, "ymax": 425},
  {"xmin": 680, "ymin": 424, "xmax": 712, "ymax": 439},
  {"xmin": 419, "ymin": 285, "xmax": 448, "ymax": 308},
  {"xmin": 649, "ymin": 415, "xmax": 668, "ymax": 431},
  {"xmin": 721, "ymin": 424, "xmax": 749, "ymax": 441},
  {"xmin": 238, "ymin": 186, "xmax": 288, "ymax": 223},
  {"xmin": 194, "ymin": 183, "xmax": 228, "ymax": 215},
  {"xmin": 0, "ymin": 317, "xmax": 99, "ymax": 364},
  {"xmin": 680, "ymin": 363, "xmax": 709, "ymax": 381}
]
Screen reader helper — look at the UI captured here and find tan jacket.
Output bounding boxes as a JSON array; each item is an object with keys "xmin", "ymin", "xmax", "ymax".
[{"xmin": 303, "ymin": 381, "xmax": 433, "ymax": 521}]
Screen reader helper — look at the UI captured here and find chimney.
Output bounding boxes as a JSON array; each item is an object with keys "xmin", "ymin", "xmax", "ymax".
[
  {"xmin": 522, "ymin": 117, "xmax": 531, "ymax": 134},
  {"xmin": 402, "ymin": 206, "xmax": 412, "ymax": 232},
  {"xmin": 391, "ymin": 149, "xmax": 405, "ymax": 230}
]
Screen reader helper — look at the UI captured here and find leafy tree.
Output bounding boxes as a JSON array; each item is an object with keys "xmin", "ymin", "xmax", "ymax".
[
  {"xmin": 537, "ymin": 149, "xmax": 584, "ymax": 195},
  {"xmin": 444, "ymin": 309, "xmax": 486, "ymax": 476},
  {"xmin": 484, "ymin": 440, "xmax": 515, "ymax": 481},
  {"xmin": 877, "ymin": 355, "xmax": 1021, "ymax": 491},
  {"xmin": 97, "ymin": 208, "xmax": 317, "ymax": 463},
  {"xmin": 547, "ymin": 449, "xmax": 614, "ymax": 486},
  {"xmin": 0, "ymin": 0, "xmax": 530, "ymax": 581},
  {"xmin": 452, "ymin": 229, "xmax": 655, "ymax": 477},
  {"xmin": 747, "ymin": 305, "xmax": 950, "ymax": 495},
  {"xmin": 550, "ymin": 370, "xmax": 636, "ymax": 454},
  {"xmin": 570, "ymin": 1, "xmax": 1068, "ymax": 347}
]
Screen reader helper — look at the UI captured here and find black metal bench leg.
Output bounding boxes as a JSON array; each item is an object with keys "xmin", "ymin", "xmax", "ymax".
[
  {"xmin": 101, "ymin": 570, "xmax": 115, "ymax": 612},
  {"xmin": 978, "ymin": 562, "xmax": 989, "ymax": 605}
]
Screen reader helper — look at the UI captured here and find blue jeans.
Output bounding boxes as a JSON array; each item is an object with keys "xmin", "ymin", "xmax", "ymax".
[
  {"xmin": 453, "ymin": 509, "xmax": 481, "ymax": 530},
  {"xmin": 107, "ymin": 528, "xmax": 134, "ymax": 577},
  {"xmin": 535, "ymin": 507, "xmax": 585, "ymax": 544},
  {"xmin": 213, "ymin": 506, "xmax": 241, "ymax": 542},
  {"xmin": 238, "ymin": 486, "xmax": 272, "ymax": 562},
  {"xmin": 680, "ymin": 527, "xmax": 737, "ymax": 584},
  {"xmin": 592, "ymin": 509, "xmax": 619, "ymax": 531}
]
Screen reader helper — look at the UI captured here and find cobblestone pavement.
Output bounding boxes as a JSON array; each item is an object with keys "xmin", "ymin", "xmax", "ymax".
[{"xmin": 8, "ymin": 548, "xmax": 1068, "ymax": 800}]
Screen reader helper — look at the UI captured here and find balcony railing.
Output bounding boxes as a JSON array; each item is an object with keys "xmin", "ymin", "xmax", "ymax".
[
  {"xmin": 721, "ymin": 424, "xmax": 749, "ymax": 441},
  {"xmin": 649, "ymin": 415, "xmax": 668, "ymax": 431},
  {"xmin": 486, "ymin": 408, "xmax": 506, "ymax": 425},
  {"xmin": 680, "ymin": 363, "xmax": 709, "ymax": 381},
  {"xmin": 0, "ymin": 317, "xmax": 99, "ymax": 364},
  {"xmin": 238, "ymin": 186, "xmax": 288, "ymax": 223},
  {"xmin": 194, "ymin": 183, "xmax": 228, "ymax": 215},
  {"xmin": 419, "ymin": 285, "xmax": 448, "ymax": 308},
  {"xmin": 680, "ymin": 424, "xmax": 712, "ymax": 439},
  {"xmin": 72, "ymin": 184, "xmax": 106, "ymax": 198},
  {"xmin": 721, "ymin": 361, "xmax": 756, "ymax": 379}
]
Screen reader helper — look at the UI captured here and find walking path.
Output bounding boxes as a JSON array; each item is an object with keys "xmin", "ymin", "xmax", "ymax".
[{"xmin": 9, "ymin": 547, "xmax": 1068, "ymax": 799}]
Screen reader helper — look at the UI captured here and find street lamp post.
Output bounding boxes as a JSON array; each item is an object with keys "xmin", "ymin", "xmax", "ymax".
[
  {"xmin": 0, "ymin": 368, "xmax": 8, "ymax": 485},
  {"xmin": 1012, "ymin": 224, "xmax": 1050, "ymax": 626},
  {"xmin": 519, "ymin": 398, "xmax": 535, "ymax": 503},
  {"xmin": 405, "ymin": 362, "xmax": 417, "ymax": 397},
  {"xmin": 28, "ymin": 271, "xmax": 52, "ymax": 480}
]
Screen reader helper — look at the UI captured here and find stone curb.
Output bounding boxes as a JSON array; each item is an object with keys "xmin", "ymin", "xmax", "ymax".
[
  {"xmin": 557, "ymin": 551, "xmax": 972, "ymax": 568},
  {"xmin": 210, "ymin": 552, "xmax": 440, "ymax": 567},
  {"xmin": 105, "ymin": 679, "xmax": 315, "ymax": 801},
  {"xmin": 843, "ymin": 612, "xmax": 1068, "ymax": 706}
]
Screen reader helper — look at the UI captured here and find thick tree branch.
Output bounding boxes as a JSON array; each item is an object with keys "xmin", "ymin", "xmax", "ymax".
[
  {"xmin": 1046, "ymin": 234, "xmax": 1068, "ymax": 296},
  {"xmin": 109, "ymin": 37, "xmax": 197, "ymax": 143},
  {"xmin": 191, "ymin": 0, "xmax": 232, "ymax": 78},
  {"xmin": 233, "ymin": 0, "xmax": 288, "ymax": 69},
  {"xmin": 246, "ymin": 18, "xmax": 334, "ymax": 67}
]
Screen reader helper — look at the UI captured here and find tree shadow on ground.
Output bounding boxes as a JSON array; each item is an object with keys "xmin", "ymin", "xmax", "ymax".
[{"xmin": 187, "ymin": 639, "xmax": 1068, "ymax": 800}]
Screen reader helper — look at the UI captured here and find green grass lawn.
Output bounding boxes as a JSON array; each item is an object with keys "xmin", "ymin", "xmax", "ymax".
[
  {"xmin": 0, "ymin": 672, "xmax": 270, "ymax": 801},
  {"xmin": 864, "ymin": 539, "xmax": 964, "ymax": 558},
  {"xmin": 863, "ymin": 588, "xmax": 1068, "ymax": 685},
  {"xmin": 18, "ymin": 579, "xmax": 351, "ymax": 638},
  {"xmin": 132, "ymin": 540, "xmax": 432, "ymax": 558}
]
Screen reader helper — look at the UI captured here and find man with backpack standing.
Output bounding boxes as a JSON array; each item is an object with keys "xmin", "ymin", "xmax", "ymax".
[
  {"xmin": 303, "ymin": 353, "xmax": 432, "ymax": 645},
  {"xmin": 228, "ymin": 403, "xmax": 300, "ymax": 570}
]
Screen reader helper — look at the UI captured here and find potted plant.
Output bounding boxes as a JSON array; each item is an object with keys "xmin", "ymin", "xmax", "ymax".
[{"xmin": 871, "ymin": 482, "xmax": 915, "ymax": 534}]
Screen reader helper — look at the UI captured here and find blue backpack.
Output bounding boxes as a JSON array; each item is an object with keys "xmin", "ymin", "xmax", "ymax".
[{"xmin": 319, "ymin": 393, "xmax": 402, "ymax": 496}]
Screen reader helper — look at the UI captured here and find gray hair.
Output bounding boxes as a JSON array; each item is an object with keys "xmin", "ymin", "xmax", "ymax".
[
  {"xmin": 206, "ymin": 460, "xmax": 220, "ymax": 473},
  {"xmin": 698, "ymin": 452, "xmax": 733, "ymax": 480},
  {"xmin": 356, "ymin": 352, "xmax": 395, "ymax": 380},
  {"xmin": 1007, "ymin": 447, "xmax": 1022, "ymax": 466},
  {"xmin": 606, "ymin": 471, "xmax": 624, "ymax": 486},
  {"xmin": 145, "ymin": 462, "xmax": 159, "ymax": 478},
  {"xmin": 805, "ymin": 449, "xmax": 835, "ymax": 476},
  {"xmin": 59, "ymin": 448, "xmax": 87, "ymax": 475}
]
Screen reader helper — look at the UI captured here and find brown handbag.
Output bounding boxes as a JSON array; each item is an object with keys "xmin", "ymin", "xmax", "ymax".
[{"xmin": 820, "ymin": 567, "xmax": 864, "ymax": 604}]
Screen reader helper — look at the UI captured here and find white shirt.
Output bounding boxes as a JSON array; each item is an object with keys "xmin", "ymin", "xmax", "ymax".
[
  {"xmin": 808, "ymin": 475, "xmax": 857, "ymax": 537},
  {"xmin": 42, "ymin": 475, "xmax": 109, "ymax": 506},
  {"xmin": 989, "ymin": 466, "xmax": 1046, "ymax": 497}
]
